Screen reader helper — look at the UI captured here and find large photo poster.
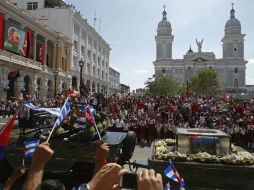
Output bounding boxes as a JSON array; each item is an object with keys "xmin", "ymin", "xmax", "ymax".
[{"xmin": 4, "ymin": 20, "xmax": 26, "ymax": 56}]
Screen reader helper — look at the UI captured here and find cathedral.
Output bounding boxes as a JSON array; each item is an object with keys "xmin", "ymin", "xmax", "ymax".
[{"xmin": 153, "ymin": 5, "xmax": 247, "ymax": 94}]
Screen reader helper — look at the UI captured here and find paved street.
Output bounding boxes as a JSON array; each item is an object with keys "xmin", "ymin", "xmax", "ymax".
[
  {"xmin": 130, "ymin": 143, "xmax": 151, "ymax": 162},
  {"xmin": 0, "ymin": 116, "xmax": 19, "ymax": 128}
]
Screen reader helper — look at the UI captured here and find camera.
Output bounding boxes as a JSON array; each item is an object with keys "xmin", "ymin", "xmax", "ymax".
[{"xmin": 119, "ymin": 172, "xmax": 137, "ymax": 189}]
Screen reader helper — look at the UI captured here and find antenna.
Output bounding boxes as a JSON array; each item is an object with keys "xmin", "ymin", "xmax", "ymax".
[
  {"xmin": 93, "ymin": 11, "xmax": 97, "ymax": 28},
  {"xmin": 99, "ymin": 17, "xmax": 102, "ymax": 33}
]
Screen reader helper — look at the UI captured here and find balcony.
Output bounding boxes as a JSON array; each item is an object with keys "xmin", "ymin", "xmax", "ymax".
[{"xmin": 0, "ymin": 49, "xmax": 42, "ymax": 70}]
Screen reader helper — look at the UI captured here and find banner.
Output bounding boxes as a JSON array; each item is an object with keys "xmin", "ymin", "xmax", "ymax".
[
  {"xmin": 4, "ymin": 19, "xmax": 26, "ymax": 56},
  {"xmin": 0, "ymin": 14, "xmax": 4, "ymax": 50},
  {"xmin": 8, "ymin": 70, "xmax": 20, "ymax": 80},
  {"xmin": 27, "ymin": 29, "xmax": 32, "ymax": 58},
  {"xmin": 39, "ymin": 44, "xmax": 45, "ymax": 64}
]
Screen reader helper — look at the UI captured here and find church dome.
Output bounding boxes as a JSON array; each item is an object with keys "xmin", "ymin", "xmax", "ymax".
[
  {"xmin": 157, "ymin": 7, "xmax": 172, "ymax": 36},
  {"xmin": 158, "ymin": 10, "xmax": 171, "ymax": 28},
  {"xmin": 225, "ymin": 8, "xmax": 241, "ymax": 28}
]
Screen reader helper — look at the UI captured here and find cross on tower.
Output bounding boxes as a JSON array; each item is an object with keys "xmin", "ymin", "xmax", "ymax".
[
  {"xmin": 231, "ymin": 2, "xmax": 234, "ymax": 9},
  {"xmin": 163, "ymin": 5, "xmax": 166, "ymax": 11}
]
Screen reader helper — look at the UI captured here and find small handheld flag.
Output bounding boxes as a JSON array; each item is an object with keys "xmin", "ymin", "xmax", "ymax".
[
  {"xmin": 164, "ymin": 162, "xmax": 185, "ymax": 189},
  {"xmin": 46, "ymin": 98, "xmax": 70, "ymax": 142},
  {"xmin": 85, "ymin": 106, "xmax": 101, "ymax": 140},
  {"xmin": 85, "ymin": 106, "xmax": 95, "ymax": 124},
  {"xmin": 24, "ymin": 139, "xmax": 40, "ymax": 158},
  {"xmin": 164, "ymin": 182, "xmax": 171, "ymax": 190}
]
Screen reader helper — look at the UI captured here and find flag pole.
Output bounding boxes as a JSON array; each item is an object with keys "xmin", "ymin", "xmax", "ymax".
[
  {"xmin": 46, "ymin": 98, "xmax": 69, "ymax": 143},
  {"xmin": 22, "ymin": 158, "xmax": 25, "ymax": 166},
  {"xmin": 93, "ymin": 122, "xmax": 101, "ymax": 140}
]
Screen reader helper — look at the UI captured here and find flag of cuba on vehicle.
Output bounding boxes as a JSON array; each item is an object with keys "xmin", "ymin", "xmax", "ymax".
[
  {"xmin": 24, "ymin": 139, "xmax": 40, "ymax": 158},
  {"xmin": 55, "ymin": 99, "xmax": 71, "ymax": 129}
]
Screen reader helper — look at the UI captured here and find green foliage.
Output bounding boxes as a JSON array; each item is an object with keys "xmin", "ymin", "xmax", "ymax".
[
  {"xmin": 189, "ymin": 69, "xmax": 222, "ymax": 97},
  {"xmin": 145, "ymin": 74, "xmax": 183, "ymax": 96}
]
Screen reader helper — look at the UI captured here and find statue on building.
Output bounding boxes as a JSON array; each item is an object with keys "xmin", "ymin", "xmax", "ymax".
[{"xmin": 196, "ymin": 38, "xmax": 204, "ymax": 52}]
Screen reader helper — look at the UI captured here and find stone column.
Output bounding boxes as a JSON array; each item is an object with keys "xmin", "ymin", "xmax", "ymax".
[
  {"xmin": 53, "ymin": 44, "xmax": 57, "ymax": 69},
  {"xmin": 65, "ymin": 49, "xmax": 69, "ymax": 73},
  {"xmin": 57, "ymin": 45, "xmax": 63, "ymax": 70},
  {"xmin": 90, "ymin": 81, "xmax": 92, "ymax": 94},
  {"xmin": 99, "ymin": 83, "xmax": 102, "ymax": 93},
  {"xmin": 44, "ymin": 38, "xmax": 48, "ymax": 66},
  {"xmin": 33, "ymin": 32, "xmax": 38, "ymax": 62},
  {"xmin": 14, "ymin": 80, "xmax": 22, "ymax": 100}
]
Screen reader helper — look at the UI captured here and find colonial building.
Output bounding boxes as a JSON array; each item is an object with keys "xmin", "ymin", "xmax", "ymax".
[
  {"xmin": 11, "ymin": 0, "xmax": 111, "ymax": 94},
  {"xmin": 0, "ymin": 0, "xmax": 72, "ymax": 99},
  {"xmin": 153, "ymin": 6, "xmax": 247, "ymax": 94},
  {"xmin": 109, "ymin": 67, "xmax": 121, "ymax": 95}
]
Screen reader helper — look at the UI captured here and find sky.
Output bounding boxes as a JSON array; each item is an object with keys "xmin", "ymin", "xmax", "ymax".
[{"xmin": 65, "ymin": 0, "xmax": 254, "ymax": 91}]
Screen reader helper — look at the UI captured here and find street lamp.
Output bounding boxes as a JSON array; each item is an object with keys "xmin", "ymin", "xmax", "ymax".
[
  {"xmin": 79, "ymin": 58, "xmax": 84, "ymax": 87},
  {"xmin": 53, "ymin": 71, "xmax": 58, "ymax": 96}
]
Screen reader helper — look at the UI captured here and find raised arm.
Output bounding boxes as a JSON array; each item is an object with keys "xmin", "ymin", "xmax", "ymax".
[{"xmin": 21, "ymin": 142, "xmax": 54, "ymax": 190}]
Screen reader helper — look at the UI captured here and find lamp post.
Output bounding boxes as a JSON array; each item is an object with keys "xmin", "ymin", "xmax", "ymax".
[
  {"xmin": 53, "ymin": 71, "xmax": 58, "ymax": 96},
  {"xmin": 79, "ymin": 58, "xmax": 84, "ymax": 88},
  {"xmin": 4, "ymin": 85, "xmax": 9, "ymax": 99},
  {"xmin": 21, "ymin": 87, "xmax": 26, "ymax": 99}
]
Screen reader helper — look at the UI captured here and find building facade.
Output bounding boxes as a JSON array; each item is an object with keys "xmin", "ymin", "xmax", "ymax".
[
  {"xmin": 11, "ymin": 0, "xmax": 111, "ymax": 94},
  {"xmin": 121, "ymin": 84, "xmax": 130, "ymax": 95},
  {"xmin": 0, "ymin": 0, "xmax": 72, "ymax": 99},
  {"xmin": 109, "ymin": 67, "xmax": 121, "ymax": 95},
  {"xmin": 153, "ymin": 6, "xmax": 247, "ymax": 94}
]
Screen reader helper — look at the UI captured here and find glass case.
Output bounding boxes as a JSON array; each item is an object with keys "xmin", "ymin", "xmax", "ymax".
[{"xmin": 176, "ymin": 128, "xmax": 231, "ymax": 156}]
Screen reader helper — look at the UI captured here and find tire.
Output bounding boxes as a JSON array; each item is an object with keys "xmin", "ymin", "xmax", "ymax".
[{"xmin": 121, "ymin": 131, "xmax": 136, "ymax": 162}]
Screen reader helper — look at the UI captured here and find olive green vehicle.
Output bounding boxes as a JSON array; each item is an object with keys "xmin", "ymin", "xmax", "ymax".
[
  {"xmin": 148, "ymin": 128, "xmax": 254, "ymax": 190},
  {"xmin": 0, "ymin": 112, "xmax": 136, "ymax": 188}
]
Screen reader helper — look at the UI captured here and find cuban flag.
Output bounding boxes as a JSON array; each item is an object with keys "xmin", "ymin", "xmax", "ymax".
[
  {"xmin": 24, "ymin": 139, "xmax": 40, "ymax": 158},
  {"xmin": 25, "ymin": 103, "xmax": 61, "ymax": 117},
  {"xmin": 54, "ymin": 99, "xmax": 71, "ymax": 129},
  {"xmin": 164, "ymin": 182, "xmax": 171, "ymax": 190},
  {"xmin": 164, "ymin": 163, "xmax": 185, "ymax": 189},
  {"xmin": 84, "ymin": 105, "xmax": 96, "ymax": 115},
  {"xmin": 85, "ymin": 106, "xmax": 95, "ymax": 124},
  {"xmin": 76, "ymin": 118, "xmax": 86, "ymax": 128}
]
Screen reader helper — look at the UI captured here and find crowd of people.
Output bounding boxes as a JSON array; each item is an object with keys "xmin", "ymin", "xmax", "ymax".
[
  {"xmin": 1, "ymin": 92, "xmax": 254, "ymax": 148},
  {"xmin": 104, "ymin": 95, "xmax": 254, "ymax": 149},
  {"xmin": 1, "ymin": 91, "xmax": 254, "ymax": 189}
]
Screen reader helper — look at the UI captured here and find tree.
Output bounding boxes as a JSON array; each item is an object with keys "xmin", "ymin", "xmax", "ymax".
[
  {"xmin": 145, "ymin": 75, "xmax": 180, "ymax": 96},
  {"xmin": 189, "ymin": 68, "xmax": 222, "ymax": 97}
]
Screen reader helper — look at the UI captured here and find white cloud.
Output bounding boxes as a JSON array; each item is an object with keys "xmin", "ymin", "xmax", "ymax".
[
  {"xmin": 248, "ymin": 58, "xmax": 254, "ymax": 65},
  {"xmin": 132, "ymin": 69, "xmax": 149, "ymax": 74},
  {"xmin": 246, "ymin": 76, "xmax": 254, "ymax": 85},
  {"xmin": 112, "ymin": 67, "xmax": 121, "ymax": 72}
]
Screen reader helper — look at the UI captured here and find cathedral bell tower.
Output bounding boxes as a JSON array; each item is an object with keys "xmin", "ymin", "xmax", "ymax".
[
  {"xmin": 155, "ymin": 6, "xmax": 174, "ymax": 60},
  {"xmin": 222, "ymin": 4, "xmax": 245, "ymax": 59}
]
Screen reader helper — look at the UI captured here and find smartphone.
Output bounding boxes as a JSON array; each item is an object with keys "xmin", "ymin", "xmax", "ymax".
[{"xmin": 119, "ymin": 172, "xmax": 137, "ymax": 189}]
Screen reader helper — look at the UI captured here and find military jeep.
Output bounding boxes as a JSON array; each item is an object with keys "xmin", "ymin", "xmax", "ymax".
[{"xmin": 0, "ymin": 112, "xmax": 136, "ymax": 189}]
